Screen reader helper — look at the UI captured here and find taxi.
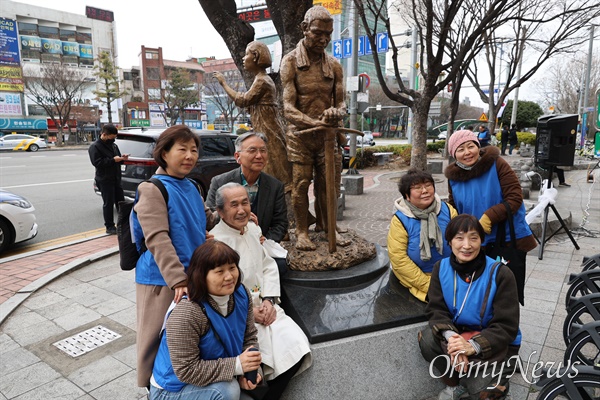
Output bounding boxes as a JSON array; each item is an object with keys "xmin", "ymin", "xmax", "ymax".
[{"xmin": 0, "ymin": 134, "xmax": 48, "ymax": 152}]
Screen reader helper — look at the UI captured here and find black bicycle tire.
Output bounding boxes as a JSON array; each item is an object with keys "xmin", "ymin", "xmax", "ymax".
[
  {"xmin": 565, "ymin": 271, "xmax": 600, "ymax": 308},
  {"xmin": 563, "ymin": 297, "xmax": 600, "ymax": 345},
  {"xmin": 582, "ymin": 258, "xmax": 600, "ymax": 272},
  {"xmin": 563, "ymin": 326, "xmax": 600, "ymax": 366},
  {"xmin": 536, "ymin": 374, "xmax": 600, "ymax": 400}
]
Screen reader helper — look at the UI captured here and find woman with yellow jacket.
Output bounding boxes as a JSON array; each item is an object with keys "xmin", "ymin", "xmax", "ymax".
[{"xmin": 387, "ymin": 169, "xmax": 457, "ymax": 302}]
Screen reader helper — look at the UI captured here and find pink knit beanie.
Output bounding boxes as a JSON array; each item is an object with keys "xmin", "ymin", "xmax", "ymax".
[{"xmin": 448, "ymin": 129, "xmax": 480, "ymax": 157}]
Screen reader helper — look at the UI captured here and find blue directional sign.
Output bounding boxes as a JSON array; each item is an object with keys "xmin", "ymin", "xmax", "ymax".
[
  {"xmin": 342, "ymin": 38, "xmax": 352, "ymax": 59},
  {"xmin": 376, "ymin": 32, "xmax": 389, "ymax": 53},
  {"xmin": 358, "ymin": 36, "xmax": 365, "ymax": 56},
  {"xmin": 365, "ymin": 37, "xmax": 373, "ymax": 55},
  {"xmin": 332, "ymin": 39, "xmax": 342, "ymax": 59}
]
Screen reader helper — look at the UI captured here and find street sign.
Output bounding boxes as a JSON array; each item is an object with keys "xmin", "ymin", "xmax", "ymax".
[
  {"xmin": 365, "ymin": 37, "xmax": 373, "ymax": 55},
  {"xmin": 479, "ymin": 113, "xmax": 488, "ymax": 122},
  {"xmin": 358, "ymin": 36, "xmax": 365, "ymax": 56},
  {"xmin": 332, "ymin": 39, "xmax": 342, "ymax": 59},
  {"xmin": 343, "ymin": 38, "xmax": 352, "ymax": 59},
  {"xmin": 376, "ymin": 32, "xmax": 389, "ymax": 53}
]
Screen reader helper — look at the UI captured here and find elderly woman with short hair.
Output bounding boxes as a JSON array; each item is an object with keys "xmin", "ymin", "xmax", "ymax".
[{"xmin": 387, "ymin": 169, "xmax": 457, "ymax": 302}]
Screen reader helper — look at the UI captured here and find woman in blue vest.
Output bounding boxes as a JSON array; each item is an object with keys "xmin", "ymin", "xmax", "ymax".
[
  {"xmin": 134, "ymin": 126, "xmax": 218, "ymax": 389},
  {"xmin": 444, "ymin": 130, "xmax": 536, "ymax": 305},
  {"xmin": 388, "ymin": 169, "xmax": 457, "ymax": 302},
  {"xmin": 419, "ymin": 215, "xmax": 521, "ymax": 400},
  {"xmin": 150, "ymin": 240, "xmax": 263, "ymax": 400}
]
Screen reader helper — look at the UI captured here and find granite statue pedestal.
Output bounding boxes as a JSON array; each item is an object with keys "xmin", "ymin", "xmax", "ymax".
[{"xmin": 280, "ymin": 245, "xmax": 441, "ymax": 399}]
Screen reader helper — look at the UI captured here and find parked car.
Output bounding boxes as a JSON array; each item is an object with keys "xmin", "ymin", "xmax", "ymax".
[
  {"xmin": 0, "ymin": 190, "xmax": 38, "ymax": 253},
  {"xmin": 427, "ymin": 119, "xmax": 482, "ymax": 141},
  {"xmin": 94, "ymin": 127, "xmax": 239, "ymax": 199},
  {"xmin": 0, "ymin": 134, "xmax": 47, "ymax": 152},
  {"xmin": 345, "ymin": 131, "xmax": 375, "ymax": 147}
]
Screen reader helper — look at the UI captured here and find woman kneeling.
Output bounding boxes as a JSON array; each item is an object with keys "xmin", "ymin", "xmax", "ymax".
[
  {"xmin": 150, "ymin": 240, "xmax": 262, "ymax": 400},
  {"xmin": 419, "ymin": 215, "xmax": 521, "ymax": 400}
]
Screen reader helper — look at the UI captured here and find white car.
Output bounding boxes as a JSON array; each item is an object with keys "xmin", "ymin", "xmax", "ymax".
[
  {"xmin": 0, "ymin": 134, "xmax": 48, "ymax": 152},
  {"xmin": 0, "ymin": 190, "xmax": 38, "ymax": 253}
]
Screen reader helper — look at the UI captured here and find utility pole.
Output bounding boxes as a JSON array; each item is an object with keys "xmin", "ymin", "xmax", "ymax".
[
  {"xmin": 582, "ymin": 25, "xmax": 595, "ymax": 143},
  {"xmin": 346, "ymin": 1, "xmax": 360, "ymax": 174}
]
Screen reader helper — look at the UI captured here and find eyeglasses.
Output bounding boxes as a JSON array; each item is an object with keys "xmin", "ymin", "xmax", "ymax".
[
  {"xmin": 240, "ymin": 147, "xmax": 268, "ymax": 155},
  {"xmin": 410, "ymin": 182, "xmax": 434, "ymax": 191}
]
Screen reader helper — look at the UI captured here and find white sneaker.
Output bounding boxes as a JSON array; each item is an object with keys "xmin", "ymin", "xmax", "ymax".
[{"xmin": 438, "ymin": 385, "xmax": 469, "ymax": 400}]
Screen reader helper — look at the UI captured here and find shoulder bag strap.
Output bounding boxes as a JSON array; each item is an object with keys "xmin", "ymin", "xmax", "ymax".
[
  {"xmin": 479, "ymin": 262, "xmax": 502, "ymax": 328},
  {"xmin": 501, "ymin": 201, "xmax": 518, "ymax": 247}
]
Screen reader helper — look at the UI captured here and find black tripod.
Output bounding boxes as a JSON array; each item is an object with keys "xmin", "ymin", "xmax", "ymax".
[{"xmin": 537, "ymin": 165, "xmax": 580, "ymax": 259}]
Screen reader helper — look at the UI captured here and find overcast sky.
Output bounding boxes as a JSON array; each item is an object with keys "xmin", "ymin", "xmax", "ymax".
[{"xmin": 12, "ymin": 0, "xmax": 232, "ymax": 68}]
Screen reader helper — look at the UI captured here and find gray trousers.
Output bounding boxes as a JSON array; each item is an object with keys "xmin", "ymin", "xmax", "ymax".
[{"xmin": 418, "ymin": 328, "xmax": 518, "ymax": 399}]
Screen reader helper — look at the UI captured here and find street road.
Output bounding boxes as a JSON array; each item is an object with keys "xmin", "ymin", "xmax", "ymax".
[{"xmin": 0, "ymin": 148, "xmax": 105, "ymax": 254}]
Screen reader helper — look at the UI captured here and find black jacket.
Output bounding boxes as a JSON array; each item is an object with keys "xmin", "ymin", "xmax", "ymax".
[{"xmin": 88, "ymin": 139, "xmax": 122, "ymax": 183}]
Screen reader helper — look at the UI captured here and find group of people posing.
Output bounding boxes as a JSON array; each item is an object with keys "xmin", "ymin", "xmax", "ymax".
[
  {"xmin": 389, "ymin": 129, "xmax": 537, "ymax": 399},
  {"xmin": 133, "ymin": 127, "xmax": 311, "ymax": 400}
]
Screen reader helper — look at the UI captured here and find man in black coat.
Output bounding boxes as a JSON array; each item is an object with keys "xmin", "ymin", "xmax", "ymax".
[
  {"xmin": 206, "ymin": 132, "xmax": 288, "ymax": 243},
  {"xmin": 500, "ymin": 125, "xmax": 509, "ymax": 155},
  {"xmin": 88, "ymin": 124, "xmax": 129, "ymax": 234}
]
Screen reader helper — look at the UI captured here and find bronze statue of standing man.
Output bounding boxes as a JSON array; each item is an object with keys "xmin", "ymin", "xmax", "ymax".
[{"xmin": 281, "ymin": 6, "xmax": 348, "ymax": 251}]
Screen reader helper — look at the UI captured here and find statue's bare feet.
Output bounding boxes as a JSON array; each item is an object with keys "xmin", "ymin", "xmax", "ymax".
[
  {"xmin": 314, "ymin": 223, "xmax": 323, "ymax": 232},
  {"xmin": 336, "ymin": 231, "xmax": 351, "ymax": 247},
  {"xmin": 296, "ymin": 232, "xmax": 316, "ymax": 251}
]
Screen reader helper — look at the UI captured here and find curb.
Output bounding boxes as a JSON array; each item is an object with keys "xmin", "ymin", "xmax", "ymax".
[{"xmin": 0, "ymin": 246, "xmax": 119, "ymax": 325}]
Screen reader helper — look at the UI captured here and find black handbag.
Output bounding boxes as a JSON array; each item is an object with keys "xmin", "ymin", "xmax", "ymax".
[{"xmin": 485, "ymin": 202, "xmax": 527, "ymax": 306}]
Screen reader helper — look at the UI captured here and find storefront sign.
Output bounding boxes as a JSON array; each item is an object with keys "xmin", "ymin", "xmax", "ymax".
[
  {"xmin": 42, "ymin": 38, "xmax": 63, "ymax": 54},
  {"xmin": 0, "ymin": 18, "xmax": 20, "ymax": 65},
  {"xmin": 19, "ymin": 35, "xmax": 42, "ymax": 52},
  {"xmin": 0, "ymin": 117, "xmax": 48, "ymax": 130},
  {"xmin": 0, "ymin": 92, "xmax": 22, "ymax": 115},
  {"xmin": 62, "ymin": 41, "xmax": 80, "ymax": 56},
  {"xmin": 79, "ymin": 44, "xmax": 93, "ymax": 59},
  {"xmin": 130, "ymin": 119, "xmax": 150, "ymax": 127}
]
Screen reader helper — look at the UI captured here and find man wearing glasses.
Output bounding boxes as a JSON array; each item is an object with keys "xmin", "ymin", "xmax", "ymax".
[{"xmin": 206, "ymin": 132, "xmax": 288, "ymax": 244}]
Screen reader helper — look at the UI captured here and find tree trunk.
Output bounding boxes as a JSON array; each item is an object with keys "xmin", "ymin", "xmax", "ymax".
[{"xmin": 410, "ymin": 96, "xmax": 433, "ymax": 171}]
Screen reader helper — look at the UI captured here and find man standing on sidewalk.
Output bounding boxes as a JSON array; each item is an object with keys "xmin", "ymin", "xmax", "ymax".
[{"xmin": 88, "ymin": 124, "xmax": 128, "ymax": 234}]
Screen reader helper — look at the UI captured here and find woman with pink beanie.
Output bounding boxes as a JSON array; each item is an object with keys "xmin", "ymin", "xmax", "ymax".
[{"xmin": 444, "ymin": 129, "xmax": 536, "ymax": 297}]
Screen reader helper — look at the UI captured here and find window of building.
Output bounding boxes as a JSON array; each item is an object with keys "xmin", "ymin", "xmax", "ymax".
[
  {"xmin": 18, "ymin": 22, "xmax": 37, "ymax": 36},
  {"xmin": 79, "ymin": 58, "xmax": 94, "ymax": 68},
  {"xmin": 38, "ymin": 26, "xmax": 59, "ymax": 39},
  {"xmin": 145, "ymin": 51, "xmax": 159, "ymax": 60},
  {"xmin": 62, "ymin": 55, "xmax": 79, "ymax": 65},
  {"xmin": 27, "ymin": 104, "xmax": 47, "ymax": 116},
  {"xmin": 41, "ymin": 53, "xmax": 61, "ymax": 63},
  {"xmin": 76, "ymin": 31, "xmax": 92, "ymax": 44},
  {"xmin": 148, "ymin": 88, "xmax": 161, "ymax": 100},
  {"xmin": 146, "ymin": 67, "xmax": 160, "ymax": 80},
  {"xmin": 21, "ymin": 50, "xmax": 41, "ymax": 62},
  {"xmin": 183, "ymin": 111, "xmax": 198, "ymax": 121},
  {"xmin": 123, "ymin": 71, "xmax": 133, "ymax": 80},
  {"xmin": 60, "ymin": 29, "xmax": 76, "ymax": 42}
]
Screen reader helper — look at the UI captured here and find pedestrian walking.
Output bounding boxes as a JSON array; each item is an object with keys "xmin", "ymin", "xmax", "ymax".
[
  {"xmin": 500, "ymin": 125, "xmax": 509, "ymax": 155},
  {"xmin": 88, "ymin": 124, "xmax": 129, "ymax": 234}
]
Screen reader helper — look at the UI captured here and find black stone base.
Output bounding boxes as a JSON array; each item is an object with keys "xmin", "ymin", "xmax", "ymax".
[{"xmin": 281, "ymin": 244, "xmax": 428, "ymax": 344}]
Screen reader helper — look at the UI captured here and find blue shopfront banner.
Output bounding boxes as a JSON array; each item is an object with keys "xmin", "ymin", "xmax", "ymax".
[
  {"xmin": 20, "ymin": 35, "xmax": 42, "ymax": 52},
  {"xmin": 62, "ymin": 41, "xmax": 80, "ymax": 56},
  {"xmin": 79, "ymin": 44, "xmax": 93, "ymax": 59},
  {"xmin": 0, "ymin": 118, "xmax": 48, "ymax": 130},
  {"xmin": 0, "ymin": 18, "xmax": 20, "ymax": 65},
  {"xmin": 42, "ymin": 38, "xmax": 62, "ymax": 54}
]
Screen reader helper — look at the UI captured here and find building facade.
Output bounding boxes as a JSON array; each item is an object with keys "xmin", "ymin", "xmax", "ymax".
[{"xmin": 0, "ymin": 0, "xmax": 119, "ymax": 140}]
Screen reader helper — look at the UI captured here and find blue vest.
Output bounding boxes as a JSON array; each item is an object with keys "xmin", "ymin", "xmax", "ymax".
[
  {"xmin": 394, "ymin": 202, "xmax": 452, "ymax": 273},
  {"xmin": 439, "ymin": 257, "xmax": 521, "ymax": 346},
  {"xmin": 152, "ymin": 286, "xmax": 249, "ymax": 392},
  {"xmin": 448, "ymin": 162, "xmax": 532, "ymax": 246},
  {"xmin": 134, "ymin": 175, "xmax": 206, "ymax": 286}
]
